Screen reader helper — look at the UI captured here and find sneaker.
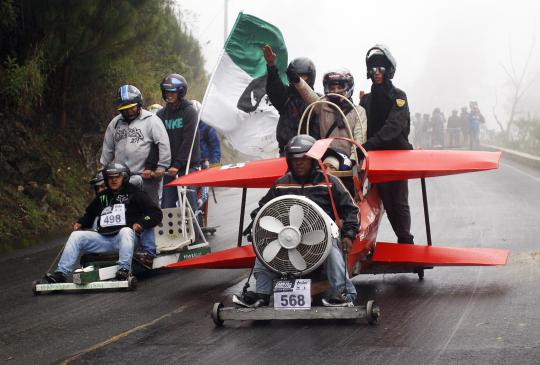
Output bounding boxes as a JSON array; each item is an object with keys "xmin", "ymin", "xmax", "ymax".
[
  {"xmin": 234, "ymin": 291, "xmax": 269, "ymax": 308},
  {"xmin": 42, "ymin": 271, "xmax": 67, "ymax": 284},
  {"xmin": 115, "ymin": 268, "xmax": 130, "ymax": 281},
  {"xmin": 322, "ymin": 293, "xmax": 355, "ymax": 307},
  {"xmin": 134, "ymin": 252, "xmax": 154, "ymax": 268}
]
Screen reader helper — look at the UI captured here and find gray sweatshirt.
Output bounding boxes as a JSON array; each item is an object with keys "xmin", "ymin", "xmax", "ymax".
[{"xmin": 100, "ymin": 109, "xmax": 171, "ymax": 174}]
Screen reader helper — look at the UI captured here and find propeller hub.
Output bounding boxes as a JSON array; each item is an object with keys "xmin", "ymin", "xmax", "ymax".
[{"xmin": 278, "ymin": 226, "xmax": 301, "ymax": 249}]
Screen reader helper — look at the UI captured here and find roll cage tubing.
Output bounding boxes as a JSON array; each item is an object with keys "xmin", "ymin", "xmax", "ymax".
[{"xmin": 298, "ymin": 93, "xmax": 369, "ymax": 229}]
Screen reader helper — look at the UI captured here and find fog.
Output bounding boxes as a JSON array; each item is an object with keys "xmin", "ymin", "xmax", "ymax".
[{"xmin": 178, "ymin": 0, "xmax": 540, "ymax": 130}]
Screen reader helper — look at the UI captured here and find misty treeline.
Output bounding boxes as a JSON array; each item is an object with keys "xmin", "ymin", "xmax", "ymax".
[{"xmin": 0, "ymin": 0, "xmax": 207, "ymax": 131}]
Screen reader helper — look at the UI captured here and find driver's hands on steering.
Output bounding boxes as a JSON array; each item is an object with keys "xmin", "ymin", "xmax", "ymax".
[
  {"xmin": 263, "ymin": 44, "xmax": 276, "ymax": 67},
  {"xmin": 167, "ymin": 167, "xmax": 179, "ymax": 177},
  {"xmin": 342, "ymin": 237, "xmax": 353, "ymax": 253},
  {"xmin": 73, "ymin": 223, "xmax": 82, "ymax": 231},
  {"xmin": 142, "ymin": 169, "xmax": 153, "ymax": 179},
  {"xmin": 132, "ymin": 223, "xmax": 142, "ymax": 234}
]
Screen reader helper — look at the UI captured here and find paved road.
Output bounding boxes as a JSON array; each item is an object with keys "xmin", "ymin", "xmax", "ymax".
[{"xmin": 1, "ymin": 157, "xmax": 539, "ymax": 364}]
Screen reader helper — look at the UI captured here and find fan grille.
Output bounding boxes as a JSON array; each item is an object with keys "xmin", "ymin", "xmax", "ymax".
[{"xmin": 253, "ymin": 196, "xmax": 332, "ymax": 274}]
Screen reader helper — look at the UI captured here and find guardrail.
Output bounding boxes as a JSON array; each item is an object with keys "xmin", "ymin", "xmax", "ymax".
[{"xmin": 482, "ymin": 144, "xmax": 540, "ymax": 170}]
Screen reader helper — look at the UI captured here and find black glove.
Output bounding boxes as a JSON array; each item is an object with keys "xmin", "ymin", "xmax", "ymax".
[{"xmin": 286, "ymin": 68, "xmax": 300, "ymax": 84}]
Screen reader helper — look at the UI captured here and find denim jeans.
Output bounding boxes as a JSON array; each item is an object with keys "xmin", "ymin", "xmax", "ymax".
[
  {"xmin": 253, "ymin": 238, "xmax": 357, "ymax": 301},
  {"xmin": 56, "ymin": 227, "xmax": 136, "ymax": 275},
  {"xmin": 139, "ymin": 228, "xmax": 156, "ymax": 256}
]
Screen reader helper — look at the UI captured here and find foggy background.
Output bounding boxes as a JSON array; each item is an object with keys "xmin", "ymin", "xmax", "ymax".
[{"xmin": 177, "ymin": 0, "xmax": 540, "ymax": 131}]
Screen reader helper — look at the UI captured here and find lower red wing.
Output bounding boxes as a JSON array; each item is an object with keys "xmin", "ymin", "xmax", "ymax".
[
  {"xmin": 166, "ymin": 245, "xmax": 256, "ymax": 269},
  {"xmin": 371, "ymin": 242, "xmax": 509, "ymax": 266}
]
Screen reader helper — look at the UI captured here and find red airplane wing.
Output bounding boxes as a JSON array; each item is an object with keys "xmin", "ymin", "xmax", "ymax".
[
  {"xmin": 167, "ymin": 245, "xmax": 255, "ymax": 269},
  {"xmin": 168, "ymin": 158, "xmax": 287, "ymax": 188},
  {"xmin": 366, "ymin": 150, "xmax": 500, "ymax": 183},
  {"xmin": 371, "ymin": 242, "xmax": 509, "ymax": 266}
]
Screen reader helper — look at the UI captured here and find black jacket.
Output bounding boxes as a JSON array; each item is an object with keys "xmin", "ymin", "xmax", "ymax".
[
  {"xmin": 266, "ymin": 65, "xmax": 319, "ymax": 154},
  {"xmin": 148, "ymin": 99, "xmax": 200, "ymax": 170},
  {"xmin": 77, "ymin": 184, "xmax": 163, "ymax": 235},
  {"xmin": 360, "ymin": 82, "xmax": 413, "ymax": 151},
  {"xmin": 251, "ymin": 168, "xmax": 360, "ymax": 240}
]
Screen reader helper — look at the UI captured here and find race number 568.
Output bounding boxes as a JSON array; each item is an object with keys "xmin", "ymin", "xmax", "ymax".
[{"xmin": 273, "ymin": 279, "xmax": 311, "ymax": 310}]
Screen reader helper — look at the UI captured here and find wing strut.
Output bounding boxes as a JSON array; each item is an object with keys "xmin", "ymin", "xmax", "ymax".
[
  {"xmin": 421, "ymin": 177, "xmax": 432, "ymax": 246},
  {"xmin": 237, "ymin": 187, "xmax": 247, "ymax": 247}
]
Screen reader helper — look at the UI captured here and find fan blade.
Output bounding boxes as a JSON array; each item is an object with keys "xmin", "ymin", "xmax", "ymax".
[
  {"xmin": 259, "ymin": 216, "xmax": 284, "ymax": 233},
  {"xmin": 289, "ymin": 204, "xmax": 304, "ymax": 229},
  {"xmin": 288, "ymin": 248, "xmax": 307, "ymax": 271},
  {"xmin": 301, "ymin": 230, "xmax": 325, "ymax": 246},
  {"xmin": 262, "ymin": 239, "xmax": 281, "ymax": 262}
]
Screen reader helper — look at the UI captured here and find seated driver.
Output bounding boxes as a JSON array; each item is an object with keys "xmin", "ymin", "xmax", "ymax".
[
  {"xmin": 243, "ymin": 135, "xmax": 360, "ymax": 306},
  {"xmin": 41, "ymin": 162, "xmax": 162, "ymax": 283}
]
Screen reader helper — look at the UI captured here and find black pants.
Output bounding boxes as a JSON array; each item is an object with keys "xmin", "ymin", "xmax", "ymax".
[{"xmin": 377, "ymin": 180, "xmax": 414, "ymax": 244}]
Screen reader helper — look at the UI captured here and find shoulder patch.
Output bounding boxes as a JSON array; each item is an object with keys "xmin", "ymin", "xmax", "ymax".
[{"xmin": 396, "ymin": 98, "xmax": 406, "ymax": 108}]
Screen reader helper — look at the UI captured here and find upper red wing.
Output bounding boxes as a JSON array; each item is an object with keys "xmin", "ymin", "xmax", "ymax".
[
  {"xmin": 168, "ymin": 150, "xmax": 500, "ymax": 188},
  {"xmin": 366, "ymin": 150, "xmax": 500, "ymax": 183},
  {"xmin": 167, "ymin": 158, "xmax": 287, "ymax": 188}
]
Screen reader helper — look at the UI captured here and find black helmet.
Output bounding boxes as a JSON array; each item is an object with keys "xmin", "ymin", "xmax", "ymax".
[
  {"xmin": 89, "ymin": 171, "xmax": 105, "ymax": 186},
  {"xmin": 366, "ymin": 44, "xmax": 397, "ymax": 79},
  {"xmin": 116, "ymin": 85, "xmax": 143, "ymax": 111},
  {"xmin": 287, "ymin": 58, "xmax": 316, "ymax": 88},
  {"xmin": 322, "ymin": 69, "xmax": 355, "ymax": 99},
  {"xmin": 102, "ymin": 162, "xmax": 131, "ymax": 188},
  {"xmin": 285, "ymin": 135, "xmax": 316, "ymax": 159},
  {"xmin": 160, "ymin": 73, "xmax": 188, "ymax": 99}
]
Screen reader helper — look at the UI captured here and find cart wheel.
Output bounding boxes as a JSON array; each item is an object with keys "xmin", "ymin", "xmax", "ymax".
[
  {"xmin": 32, "ymin": 280, "xmax": 40, "ymax": 296},
  {"xmin": 128, "ymin": 276, "xmax": 138, "ymax": 291},
  {"xmin": 417, "ymin": 268, "xmax": 424, "ymax": 280},
  {"xmin": 211, "ymin": 302, "xmax": 224, "ymax": 327},
  {"xmin": 366, "ymin": 300, "xmax": 380, "ymax": 325}
]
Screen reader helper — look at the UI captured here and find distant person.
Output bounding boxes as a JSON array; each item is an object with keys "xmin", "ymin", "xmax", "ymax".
[
  {"xmin": 89, "ymin": 171, "xmax": 106, "ymax": 195},
  {"xmin": 422, "ymin": 113, "xmax": 431, "ymax": 148},
  {"xmin": 413, "ymin": 112, "xmax": 423, "ymax": 148},
  {"xmin": 40, "ymin": 163, "xmax": 162, "ymax": 283},
  {"xmin": 360, "ymin": 44, "xmax": 414, "ymax": 244},
  {"xmin": 468, "ymin": 101, "xmax": 485, "ymax": 150},
  {"xmin": 263, "ymin": 45, "xmax": 320, "ymax": 156},
  {"xmin": 431, "ymin": 108, "xmax": 445, "ymax": 148},
  {"xmin": 155, "ymin": 74, "xmax": 200, "ymax": 211},
  {"xmin": 447, "ymin": 109, "xmax": 461, "ymax": 147},
  {"xmin": 459, "ymin": 106, "xmax": 470, "ymax": 147}
]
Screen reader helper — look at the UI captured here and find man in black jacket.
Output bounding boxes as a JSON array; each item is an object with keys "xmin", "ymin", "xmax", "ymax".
[
  {"xmin": 244, "ymin": 135, "xmax": 359, "ymax": 307},
  {"xmin": 360, "ymin": 45, "xmax": 414, "ymax": 244},
  {"xmin": 155, "ymin": 73, "xmax": 200, "ymax": 209},
  {"xmin": 263, "ymin": 45, "xmax": 319, "ymax": 155},
  {"xmin": 42, "ymin": 163, "xmax": 163, "ymax": 283}
]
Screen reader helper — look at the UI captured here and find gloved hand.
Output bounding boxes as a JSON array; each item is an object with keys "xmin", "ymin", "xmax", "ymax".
[
  {"xmin": 286, "ymin": 68, "xmax": 300, "ymax": 84},
  {"xmin": 342, "ymin": 237, "xmax": 353, "ymax": 253}
]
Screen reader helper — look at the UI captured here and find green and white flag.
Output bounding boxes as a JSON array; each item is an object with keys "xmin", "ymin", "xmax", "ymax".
[{"xmin": 200, "ymin": 13, "xmax": 288, "ymax": 158}]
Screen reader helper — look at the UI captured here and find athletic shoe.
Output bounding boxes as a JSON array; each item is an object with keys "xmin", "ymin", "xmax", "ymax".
[
  {"xmin": 42, "ymin": 272, "xmax": 67, "ymax": 284},
  {"xmin": 115, "ymin": 268, "xmax": 130, "ymax": 281}
]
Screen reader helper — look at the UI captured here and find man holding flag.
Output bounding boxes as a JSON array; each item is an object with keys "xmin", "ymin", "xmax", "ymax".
[{"xmin": 198, "ymin": 13, "xmax": 289, "ymax": 159}]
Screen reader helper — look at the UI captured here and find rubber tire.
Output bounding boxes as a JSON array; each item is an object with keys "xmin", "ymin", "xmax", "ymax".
[
  {"xmin": 128, "ymin": 276, "xmax": 138, "ymax": 291},
  {"xmin": 366, "ymin": 300, "xmax": 380, "ymax": 325},
  {"xmin": 212, "ymin": 302, "xmax": 224, "ymax": 327},
  {"xmin": 32, "ymin": 280, "xmax": 40, "ymax": 296},
  {"xmin": 417, "ymin": 268, "xmax": 425, "ymax": 280}
]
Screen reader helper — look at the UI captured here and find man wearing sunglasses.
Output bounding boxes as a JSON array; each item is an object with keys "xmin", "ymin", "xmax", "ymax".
[{"xmin": 360, "ymin": 45, "xmax": 414, "ymax": 245}]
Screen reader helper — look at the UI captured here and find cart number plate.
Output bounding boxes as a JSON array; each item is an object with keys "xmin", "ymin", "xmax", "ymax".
[{"xmin": 273, "ymin": 279, "xmax": 311, "ymax": 310}]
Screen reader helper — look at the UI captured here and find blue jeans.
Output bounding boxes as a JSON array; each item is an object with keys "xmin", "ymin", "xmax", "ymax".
[
  {"xmin": 253, "ymin": 238, "xmax": 357, "ymax": 301},
  {"xmin": 139, "ymin": 228, "xmax": 156, "ymax": 256},
  {"xmin": 161, "ymin": 175, "xmax": 197, "ymax": 211},
  {"xmin": 56, "ymin": 228, "xmax": 136, "ymax": 275}
]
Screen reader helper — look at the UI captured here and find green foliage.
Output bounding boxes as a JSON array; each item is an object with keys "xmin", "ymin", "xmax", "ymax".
[{"xmin": 0, "ymin": 1, "xmax": 208, "ymax": 250}]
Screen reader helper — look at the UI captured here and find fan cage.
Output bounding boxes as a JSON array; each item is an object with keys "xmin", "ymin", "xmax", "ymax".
[{"xmin": 253, "ymin": 195, "xmax": 332, "ymax": 274}]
